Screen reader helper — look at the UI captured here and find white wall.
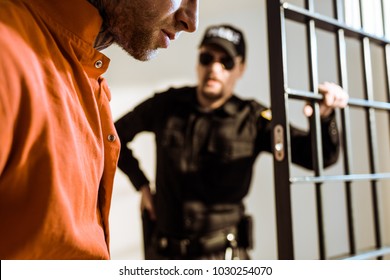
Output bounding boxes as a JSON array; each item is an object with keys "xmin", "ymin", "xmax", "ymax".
[{"xmin": 104, "ymin": 0, "xmax": 390, "ymax": 260}]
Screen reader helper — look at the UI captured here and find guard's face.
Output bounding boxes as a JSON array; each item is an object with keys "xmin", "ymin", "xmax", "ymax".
[
  {"xmin": 104, "ymin": 0, "xmax": 199, "ymax": 61},
  {"xmin": 197, "ymin": 46, "xmax": 245, "ymax": 106}
]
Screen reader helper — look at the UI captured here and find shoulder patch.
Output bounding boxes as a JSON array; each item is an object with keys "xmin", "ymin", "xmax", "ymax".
[{"xmin": 260, "ymin": 109, "xmax": 272, "ymax": 121}]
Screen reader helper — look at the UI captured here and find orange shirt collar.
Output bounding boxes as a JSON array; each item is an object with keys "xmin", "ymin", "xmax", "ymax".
[{"xmin": 23, "ymin": 0, "xmax": 103, "ymax": 47}]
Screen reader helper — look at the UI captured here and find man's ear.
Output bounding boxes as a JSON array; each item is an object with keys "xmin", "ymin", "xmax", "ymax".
[{"xmin": 237, "ymin": 61, "xmax": 246, "ymax": 78}]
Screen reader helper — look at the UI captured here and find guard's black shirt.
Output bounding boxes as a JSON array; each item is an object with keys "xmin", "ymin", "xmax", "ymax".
[{"xmin": 115, "ymin": 86, "xmax": 340, "ymax": 236}]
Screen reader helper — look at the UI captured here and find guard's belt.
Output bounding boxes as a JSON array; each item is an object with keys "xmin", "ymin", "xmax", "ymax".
[{"xmin": 156, "ymin": 201, "xmax": 253, "ymax": 257}]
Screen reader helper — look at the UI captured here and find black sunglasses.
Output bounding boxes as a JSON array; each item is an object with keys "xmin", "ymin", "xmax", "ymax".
[{"xmin": 199, "ymin": 52, "xmax": 235, "ymax": 70}]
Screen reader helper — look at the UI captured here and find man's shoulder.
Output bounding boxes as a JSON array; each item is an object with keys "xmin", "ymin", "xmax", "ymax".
[
  {"xmin": 0, "ymin": 0, "xmax": 39, "ymax": 38},
  {"xmin": 157, "ymin": 85, "xmax": 196, "ymax": 95},
  {"xmin": 232, "ymin": 95, "xmax": 268, "ymax": 111},
  {"xmin": 231, "ymin": 95, "xmax": 272, "ymax": 121},
  {"xmin": 154, "ymin": 86, "xmax": 196, "ymax": 102}
]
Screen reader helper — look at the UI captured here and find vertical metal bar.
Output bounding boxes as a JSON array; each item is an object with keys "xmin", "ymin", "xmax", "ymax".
[
  {"xmin": 386, "ymin": 45, "xmax": 390, "ymax": 139},
  {"xmin": 381, "ymin": 2, "xmax": 390, "ymax": 257},
  {"xmin": 380, "ymin": 0, "xmax": 387, "ymax": 38},
  {"xmin": 334, "ymin": 0, "xmax": 357, "ymax": 256},
  {"xmin": 383, "ymin": 3, "xmax": 390, "ymax": 191},
  {"xmin": 362, "ymin": 36, "xmax": 382, "ymax": 256},
  {"xmin": 267, "ymin": 0, "xmax": 294, "ymax": 260},
  {"xmin": 383, "ymin": 2, "xmax": 390, "ymax": 135},
  {"xmin": 358, "ymin": 0, "xmax": 365, "ymax": 30},
  {"xmin": 382, "ymin": 2, "xmax": 390, "ymax": 260},
  {"xmin": 305, "ymin": 0, "xmax": 326, "ymax": 260}
]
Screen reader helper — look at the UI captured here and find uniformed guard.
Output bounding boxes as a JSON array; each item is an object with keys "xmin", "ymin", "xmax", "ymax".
[{"xmin": 115, "ymin": 24, "xmax": 348, "ymax": 260}]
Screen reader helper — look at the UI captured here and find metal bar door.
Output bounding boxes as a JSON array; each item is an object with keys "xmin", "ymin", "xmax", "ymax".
[{"xmin": 267, "ymin": 0, "xmax": 390, "ymax": 260}]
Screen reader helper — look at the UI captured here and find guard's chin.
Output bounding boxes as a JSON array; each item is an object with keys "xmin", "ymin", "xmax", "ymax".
[{"xmin": 201, "ymin": 90, "xmax": 223, "ymax": 101}]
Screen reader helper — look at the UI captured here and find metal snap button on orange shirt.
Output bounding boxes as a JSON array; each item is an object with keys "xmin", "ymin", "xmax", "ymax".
[{"xmin": 0, "ymin": 0, "xmax": 120, "ymax": 259}]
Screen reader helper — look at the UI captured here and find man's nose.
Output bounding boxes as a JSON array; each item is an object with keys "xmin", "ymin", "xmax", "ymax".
[
  {"xmin": 176, "ymin": 0, "xmax": 199, "ymax": 33},
  {"xmin": 210, "ymin": 60, "xmax": 226, "ymax": 72}
]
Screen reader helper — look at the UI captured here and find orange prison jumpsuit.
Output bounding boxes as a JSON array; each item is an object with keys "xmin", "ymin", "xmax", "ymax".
[{"xmin": 0, "ymin": 0, "xmax": 120, "ymax": 259}]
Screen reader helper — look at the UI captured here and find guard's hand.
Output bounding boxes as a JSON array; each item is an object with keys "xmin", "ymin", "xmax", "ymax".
[
  {"xmin": 140, "ymin": 185, "xmax": 156, "ymax": 220},
  {"xmin": 304, "ymin": 82, "xmax": 349, "ymax": 118}
]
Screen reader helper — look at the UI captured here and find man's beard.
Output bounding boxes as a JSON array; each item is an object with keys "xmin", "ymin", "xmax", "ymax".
[
  {"xmin": 200, "ymin": 89, "xmax": 224, "ymax": 101},
  {"xmin": 113, "ymin": 28, "xmax": 159, "ymax": 61}
]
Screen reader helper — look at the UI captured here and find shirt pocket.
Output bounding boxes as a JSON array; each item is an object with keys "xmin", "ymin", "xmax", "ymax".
[
  {"xmin": 207, "ymin": 127, "xmax": 255, "ymax": 161},
  {"xmin": 161, "ymin": 117, "xmax": 186, "ymax": 158}
]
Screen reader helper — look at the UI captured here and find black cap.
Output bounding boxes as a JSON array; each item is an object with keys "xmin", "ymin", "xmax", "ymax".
[{"xmin": 199, "ymin": 24, "xmax": 246, "ymax": 62}]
